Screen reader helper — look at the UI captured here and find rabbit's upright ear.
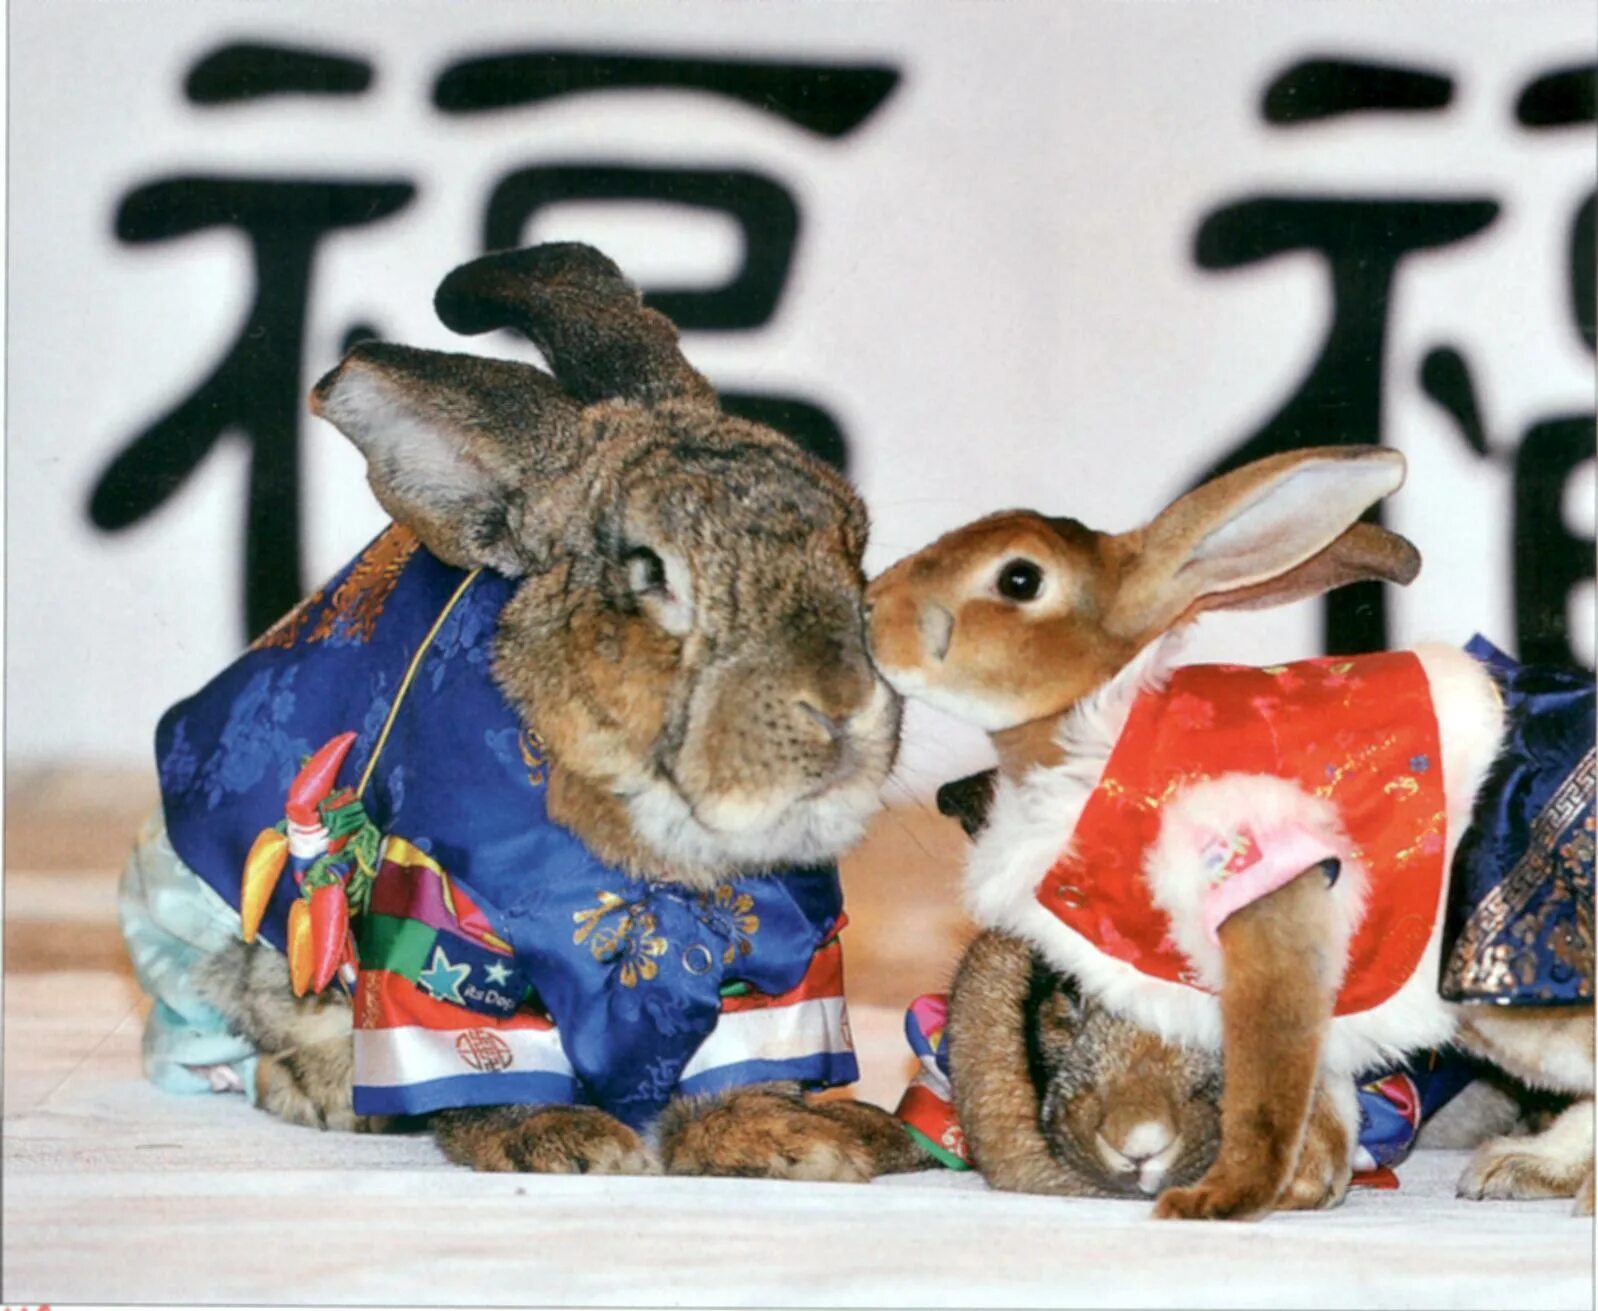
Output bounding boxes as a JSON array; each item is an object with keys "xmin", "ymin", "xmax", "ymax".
[
  {"xmin": 434, "ymin": 244, "xmax": 717, "ymax": 409},
  {"xmin": 310, "ymin": 341, "xmax": 585, "ymax": 575},
  {"xmin": 1107, "ymin": 447, "xmax": 1419, "ymax": 641}
]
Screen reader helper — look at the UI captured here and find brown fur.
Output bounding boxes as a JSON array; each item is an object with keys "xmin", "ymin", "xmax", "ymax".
[
  {"xmin": 1154, "ymin": 868, "xmax": 1340, "ymax": 1219},
  {"xmin": 194, "ymin": 940, "xmax": 394, "ymax": 1134},
  {"xmin": 1453, "ymin": 1006, "xmax": 1596, "ymax": 1093},
  {"xmin": 158, "ymin": 243, "xmax": 908, "ymax": 1179},
  {"xmin": 938, "ymin": 820, "xmax": 1352, "ymax": 1206},
  {"xmin": 945, "ymin": 931, "xmax": 1100, "ymax": 1195},
  {"xmin": 868, "ymin": 513, "xmax": 1137, "ymax": 737},
  {"xmin": 433, "ymin": 1105, "xmax": 655, "ymax": 1174},
  {"xmin": 947, "ymin": 931, "xmax": 1223, "ymax": 1197},
  {"xmin": 656, "ymin": 1082, "xmax": 925, "ymax": 1181},
  {"xmin": 1453, "ymin": 1008, "xmax": 1596, "ymax": 1212},
  {"xmin": 1279, "ymin": 1083, "xmax": 1354, "ymax": 1211}
]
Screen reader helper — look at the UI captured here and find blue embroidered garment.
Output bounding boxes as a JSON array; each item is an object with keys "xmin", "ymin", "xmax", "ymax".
[
  {"xmin": 1440, "ymin": 636, "xmax": 1595, "ymax": 1006},
  {"xmin": 1351, "ymin": 1049, "xmax": 1484, "ymax": 1172},
  {"xmin": 155, "ymin": 526, "xmax": 856, "ymax": 1126}
]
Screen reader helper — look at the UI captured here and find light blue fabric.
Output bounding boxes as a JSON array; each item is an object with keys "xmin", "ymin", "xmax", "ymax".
[{"xmin": 118, "ymin": 811, "xmax": 259, "ymax": 1102}]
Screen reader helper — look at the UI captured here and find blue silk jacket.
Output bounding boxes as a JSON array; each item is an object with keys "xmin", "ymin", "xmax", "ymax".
[{"xmin": 155, "ymin": 526, "xmax": 858, "ymax": 1126}]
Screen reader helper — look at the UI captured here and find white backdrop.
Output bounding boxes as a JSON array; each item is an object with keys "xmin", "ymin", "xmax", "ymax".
[{"xmin": 9, "ymin": 0, "xmax": 1594, "ymax": 785}]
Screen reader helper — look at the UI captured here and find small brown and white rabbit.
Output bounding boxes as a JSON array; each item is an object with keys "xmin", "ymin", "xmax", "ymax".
[
  {"xmin": 929, "ymin": 775, "xmax": 1569, "ymax": 1207},
  {"xmin": 119, "ymin": 243, "xmax": 919, "ymax": 1181},
  {"xmin": 867, "ymin": 446, "xmax": 1594, "ymax": 1218}
]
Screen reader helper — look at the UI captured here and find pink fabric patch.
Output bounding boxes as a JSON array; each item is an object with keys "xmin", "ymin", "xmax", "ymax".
[
  {"xmin": 1199, "ymin": 821, "xmax": 1340, "ymax": 944},
  {"xmin": 908, "ymin": 993, "xmax": 949, "ymax": 1034}
]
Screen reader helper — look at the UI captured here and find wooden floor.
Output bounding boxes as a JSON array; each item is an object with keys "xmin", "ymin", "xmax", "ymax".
[{"xmin": 3, "ymin": 770, "xmax": 1593, "ymax": 1308}]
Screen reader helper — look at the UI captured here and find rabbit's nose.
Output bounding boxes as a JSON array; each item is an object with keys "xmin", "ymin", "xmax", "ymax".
[{"xmin": 1095, "ymin": 1120, "xmax": 1182, "ymax": 1196}]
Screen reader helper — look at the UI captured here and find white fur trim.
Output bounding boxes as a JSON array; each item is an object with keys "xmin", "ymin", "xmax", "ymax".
[{"xmin": 1145, "ymin": 774, "xmax": 1368, "ymax": 993}]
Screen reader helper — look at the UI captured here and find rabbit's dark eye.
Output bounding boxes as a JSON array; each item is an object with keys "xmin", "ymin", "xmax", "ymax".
[
  {"xmin": 625, "ymin": 546, "xmax": 668, "ymax": 595},
  {"xmin": 997, "ymin": 558, "xmax": 1043, "ymax": 602}
]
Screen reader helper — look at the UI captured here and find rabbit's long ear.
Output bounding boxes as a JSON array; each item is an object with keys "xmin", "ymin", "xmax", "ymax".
[
  {"xmin": 1106, "ymin": 447, "xmax": 1416, "ymax": 640},
  {"xmin": 433, "ymin": 244, "xmax": 717, "ymax": 409},
  {"xmin": 310, "ymin": 341, "xmax": 586, "ymax": 576}
]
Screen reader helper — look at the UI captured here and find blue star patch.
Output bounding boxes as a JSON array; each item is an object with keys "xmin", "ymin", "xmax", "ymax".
[{"xmin": 418, "ymin": 945, "xmax": 471, "ymax": 1005}]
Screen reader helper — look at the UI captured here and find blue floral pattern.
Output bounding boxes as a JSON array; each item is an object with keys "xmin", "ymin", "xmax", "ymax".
[
  {"xmin": 158, "ymin": 718, "xmax": 198, "ymax": 797},
  {"xmin": 423, "ymin": 583, "xmax": 495, "ymax": 692},
  {"xmin": 353, "ymin": 670, "xmax": 393, "ymax": 765},
  {"xmin": 166, "ymin": 667, "xmax": 311, "ymax": 811}
]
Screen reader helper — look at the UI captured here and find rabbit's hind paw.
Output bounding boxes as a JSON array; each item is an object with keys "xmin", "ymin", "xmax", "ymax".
[
  {"xmin": 659, "ymin": 1084, "xmax": 897, "ymax": 1183},
  {"xmin": 255, "ymin": 1045, "xmax": 370, "ymax": 1133},
  {"xmin": 433, "ymin": 1104, "xmax": 658, "ymax": 1174},
  {"xmin": 1457, "ymin": 1096, "xmax": 1593, "ymax": 1212}
]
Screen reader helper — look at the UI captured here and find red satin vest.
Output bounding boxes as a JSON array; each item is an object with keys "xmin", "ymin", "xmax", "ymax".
[{"xmin": 1035, "ymin": 651, "xmax": 1447, "ymax": 1015}]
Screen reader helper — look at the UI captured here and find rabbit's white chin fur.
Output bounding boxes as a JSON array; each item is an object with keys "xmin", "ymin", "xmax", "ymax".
[
  {"xmin": 627, "ymin": 777, "xmax": 885, "ymax": 886},
  {"xmin": 874, "ymin": 663, "xmax": 1024, "ymax": 732}
]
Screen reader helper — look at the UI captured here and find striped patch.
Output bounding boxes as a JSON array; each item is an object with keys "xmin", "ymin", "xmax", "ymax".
[{"xmin": 353, "ymin": 930, "xmax": 859, "ymax": 1117}]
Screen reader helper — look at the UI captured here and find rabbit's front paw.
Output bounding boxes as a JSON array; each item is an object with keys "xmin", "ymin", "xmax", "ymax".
[
  {"xmin": 1458, "ymin": 1134, "xmax": 1592, "ymax": 1207},
  {"xmin": 1153, "ymin": 1167, "xmax": 1280, "ymax": 1221},
  {"xmin": 1278, "ymin": 1145, "xmax": 1350, "ymax": 1212},
  {"xmin": 255, "ymin": 1045, "xmax": 375, "ymax": 1133},
  {"xmin": 1458, "ymin": 1097, "xmax": 1594, "ymax": 1212},
  {"xmin": 659, "ymin": 1085, "xmax": 898, "ymax": 1182},
  {"xmin": 1575, "ymin": 1166, "xmax": 1594, "ymax": 1216},
  {"xmin": 432, "ymin": 1105, "xmax": 658, "ymax": 1174}
]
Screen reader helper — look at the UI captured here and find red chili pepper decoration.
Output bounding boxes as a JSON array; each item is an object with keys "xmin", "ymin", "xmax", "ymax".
[
  {"xmin": 239, "ymin": 827, "xmax": 289, "ymax": 944},
  {"xmin": 287, "ymin": 898, "xmax": 314, "ymax": 997},
  {"xmin": 285, "ymin": 732, "xmax": 358, "ymax": 827},
  {"xmin": 307, "ymin": 882, "xmax": 351, "ymax": 994}
]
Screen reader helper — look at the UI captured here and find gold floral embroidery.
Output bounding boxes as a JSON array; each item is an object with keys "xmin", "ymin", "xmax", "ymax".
[
  {"xmin": 698, "ymin": 884, "xmax": 760, "ymax": 965},
  {"xmin": 1312, "ymin": 732, "xmax": 1400, "ymax": 799},
  {"xmin": 520, "ymin": 727, "xmax": 548, "ymax": 788},
  {"xmin": 573, "ymin": 891, "xmax": 669, "ymax": 987},
  {"xmin": 1390, "ymin": 811, "xmax": 1445, "ymax": 865}
]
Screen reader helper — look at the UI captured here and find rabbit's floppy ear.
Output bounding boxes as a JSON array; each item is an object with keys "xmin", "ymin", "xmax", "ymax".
[
  {"xmin": 310, "ymin": 341, "xmax": 585, "ymax": 575},
  {"xmin": 1182, "ymin": 521, "xmax": 1420, "ymax": 619},
  {"xmin": 434, "ymin": 243, "xmax": 718, "ymax": 409},
  {"xmin": 1106, "ymin": 446, "xmax": 1414, "ymax": 640}
]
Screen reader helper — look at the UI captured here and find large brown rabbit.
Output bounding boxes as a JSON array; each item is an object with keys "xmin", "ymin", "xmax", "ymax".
[
  {"xmin": 119, "ymin": 243, "xmax": 921, "ymax": 1180},
  {"xmin": 867, "ymin": 446, "xmax": 1594, "ymax": 1218}
]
